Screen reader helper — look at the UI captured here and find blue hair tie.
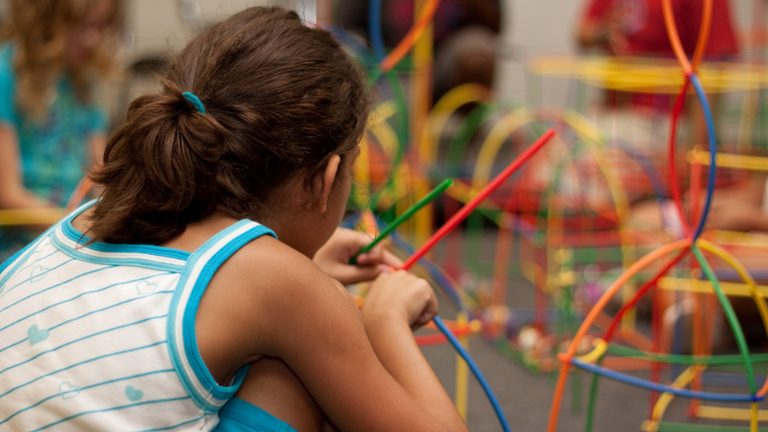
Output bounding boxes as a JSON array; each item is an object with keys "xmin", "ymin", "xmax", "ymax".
[{"xmin": 182, "ymin": 92, "xmax": 206, "ymax": 114}]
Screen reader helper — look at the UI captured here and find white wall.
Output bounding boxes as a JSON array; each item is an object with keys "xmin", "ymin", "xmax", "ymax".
[
  {"xmin": 495, "ymin": 0, "xmax": 583, "ymax": 105},
  {"xmin": 126, "ymin": 0, "xmax": 303, "ymax": 61},
  {"xmin": 125, "ymin": 0, "xmax": 759, "ymax": 106},
  {"xmin": 125, "ymin": 0, "xmax": 582, "ymax": 105}
]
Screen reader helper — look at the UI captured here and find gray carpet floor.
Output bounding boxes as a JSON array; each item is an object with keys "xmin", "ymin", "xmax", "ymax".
[{"xmin": 422, "ymin": 292, "xmax": 763, "ymax": 432}]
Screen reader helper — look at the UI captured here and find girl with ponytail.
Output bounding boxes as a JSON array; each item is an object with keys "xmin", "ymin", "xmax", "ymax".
[{"xmin": 0, "ymin": 6, "xmax": 468, "ymax": 432}]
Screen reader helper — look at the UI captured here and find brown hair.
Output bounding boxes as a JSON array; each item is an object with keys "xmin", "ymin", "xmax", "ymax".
[
  {"xmin": 87, "ymin": 6, "xmax": 370, "ymax": 245},
  {"xmin": 3, "ymin": 0, "xmax": 123, "ymax": 118}
]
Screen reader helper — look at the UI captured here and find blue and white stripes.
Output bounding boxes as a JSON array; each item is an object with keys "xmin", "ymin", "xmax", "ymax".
[
  {"xmin": 167, "ymin": 220, "xmax": 276, "ymax": 414},
  {"xmin": 0, "ymin": 203, "xmax": 275, "ymax": 431}
]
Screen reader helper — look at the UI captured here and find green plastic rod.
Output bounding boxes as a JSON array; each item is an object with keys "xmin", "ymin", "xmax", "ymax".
[
  {"xmin": 350, "ymin": 179, "xmax": 453, "ymax": 265},
  {"xmin": 692, "ymin": 244, "xmax": 757, "ymax": 395}
]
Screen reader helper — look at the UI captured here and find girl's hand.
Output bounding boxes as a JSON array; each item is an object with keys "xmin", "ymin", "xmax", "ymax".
[
  {"xmin": 313, "ymin": 227, "xmax": 402, "ymax": 285},
  {"xmin": 362, "ymin": 270, "xmax": 438, "ymax": 331}
]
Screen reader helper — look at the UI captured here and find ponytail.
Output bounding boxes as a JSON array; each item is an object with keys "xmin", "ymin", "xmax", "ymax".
[
  {"xmin": 87, "ymin": 6, "xmax": 370, "ymax": 245},
  {"xmin": 88, "ymin": 81, "xmax": 226, "ymax": 244}
]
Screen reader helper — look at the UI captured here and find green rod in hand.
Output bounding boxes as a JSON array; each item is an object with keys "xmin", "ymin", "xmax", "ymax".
[{"xmin": 351, "ymin": 179, "xmax": 453, "ymax": 265}]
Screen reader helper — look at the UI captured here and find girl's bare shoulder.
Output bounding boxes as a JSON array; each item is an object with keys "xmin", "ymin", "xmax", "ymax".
[
  {"xmin": 195, "ymin": 220, "xmax": 348, "ymax": 379},
  {"xmin": 215, "ymin": 232, "xmax": 323, "ymax": 293}
]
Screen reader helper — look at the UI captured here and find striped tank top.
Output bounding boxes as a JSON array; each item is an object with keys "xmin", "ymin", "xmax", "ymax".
[{"xmin": 0, "ymin": 202, "xmax": 276, "ymax": 431}]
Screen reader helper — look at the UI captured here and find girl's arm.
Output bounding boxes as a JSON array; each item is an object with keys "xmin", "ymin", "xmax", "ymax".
[
  {"xmin": 199, "ymin": 237, "xmax": 468, "ymax": 432},
  {"xmin": 360, "ymin": 270, "xmax": 464, "ymax": 428},
  {"xmin": 0, "ymin": 124, "xmax": 49, "ymax": 209}
]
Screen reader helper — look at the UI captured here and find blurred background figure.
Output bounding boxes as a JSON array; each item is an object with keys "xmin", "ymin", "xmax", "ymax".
[
  {"xmin": 335, "ymin": 0, "xmax": 500, "ymax": 102},
  {"xmin": 577, "ymin": 0, "xmax": 738, "ymax": 59},
  {"xmin": 628, "ymin": 176, "xmax": 768, "ymax": 235},
  {"xmin": 0, "ymin": 0, "xmax": 122, "ymax": 261},
  {"xmin": 575, "ymin": 0, "xmax": 739, "ymax": 151}
]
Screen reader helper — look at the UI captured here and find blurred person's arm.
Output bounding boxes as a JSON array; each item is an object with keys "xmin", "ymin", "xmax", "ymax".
[
  {"xmin": 0, "ymin": 125, "xmax": 50, "ymax": 209},
  {"xmin": 0, "ymin": 46, "xmax": 50, "ymax": 210},
  {"xmin": 704, "ymin": 179, "xmax": 768, "ymax": 232}
]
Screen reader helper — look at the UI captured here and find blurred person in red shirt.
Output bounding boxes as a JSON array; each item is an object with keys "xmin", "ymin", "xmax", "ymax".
[{"xmin": 577, "ymin": 0, "xmax": 739, "ymax": 114}]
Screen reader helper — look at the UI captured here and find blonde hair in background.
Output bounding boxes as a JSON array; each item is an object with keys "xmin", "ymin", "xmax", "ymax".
[{"xmin": 2, "ymin": 0, "xmax": 123, "ymax": 119}]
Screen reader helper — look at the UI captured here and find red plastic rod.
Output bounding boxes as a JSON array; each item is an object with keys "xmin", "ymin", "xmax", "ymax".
[{"xmin": 400, "ymin": 129, "xmax": 556, "ymax": 271}]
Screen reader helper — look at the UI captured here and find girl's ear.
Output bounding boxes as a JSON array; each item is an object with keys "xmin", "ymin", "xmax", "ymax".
[{"xmin": 318, "ymin": 154, "xmax": 341, "ymax": 214}]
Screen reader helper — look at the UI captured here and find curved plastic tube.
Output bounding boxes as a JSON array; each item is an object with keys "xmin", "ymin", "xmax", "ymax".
[
  {"xmin": 667, "ymin": 78, "xmax": 693, "ymax": 239},
  {"xmin": 649, "ymin": 365, "xmax": 706, "ymax": 427},
  {"xmin": 547, "ymin": 238, "xmax": 692, "ymax": 432},
  {"xmin": 368, "ymin": 0, "xmax": 441, "ymax": 73},
  {"xmin": 380, "ymin": 0, "xmax": 440, "ymax": 72},
  {"xmin": 425, "ymin": 83, "xmax": 492, "ymax": 163},
  {"xmin": 692, "ymin": 243, "xmax": 759, "ymax": 432},
  {"xmin": 606, "ymin": 344, "xmax": 768, "ymax": 365},
  {"xmin": 661, "ymin": 0, "xmax": 692, "ymax": 74},
  {"xmin": 366, "ymin": 0, "xmax": 411, "ymax": 209},
  {"xmin": 471, "ymin": 108, "xmax": 532, "ymax": 190},
  {"xmin": 570, "ymin": 358, "xmax": 761, "ymax": 402},
  {"xmin": 658, "ymin": 0, "xmax": 712, "ymax": 75},
  {"xmin": 576, "ymin": 338, "xmax": 608, "ymax": 364},
  {"xmin": 433, "ymin": 316, "xmax": 512, "ymax": 432},
  {"xmin": 603, "ymin": 249, "xmax": 688, "ymax": 342},
  {"xmin": 697, "ymin": 239, "xmax": 768, "ymax": 378},
  {"xmin": 369, "ymin": 0, "xmax": 386, "ymax": 62},
  {"xmin": 691, "ymin": 244, "xmax": 757, "ymax": 395},
  {"xmin": 690, "ymin": 0, "xmax": 713, "ymax": 70},
  {"xmin": 689, "ymin": 74, "xmax": 718, "ymax": 241}
]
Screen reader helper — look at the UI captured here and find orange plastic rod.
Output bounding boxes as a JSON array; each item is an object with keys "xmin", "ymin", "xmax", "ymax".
[
  {"xmin": 401, "ymin": 129, "xmax": 556, "ymax": 271},
  {"xmin": 547, "ymin": 238, "xmax": 692, "ymax": 432},
  {"xmin": 662, "ymin": 0, "xmax": 712, "ymax": 73},
  {"xmin": 691, "ymin": 0, "xmax": 713, "ymax": 71},
  {"xmin": 661, "ymin": 0, "xmax": 692, "ymax": 74},
  {"xmin": 380, "ymin": 0, "xmax": 440, "ymax": 72}
]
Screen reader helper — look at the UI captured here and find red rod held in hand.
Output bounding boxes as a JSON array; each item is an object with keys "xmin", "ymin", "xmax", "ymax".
[{"xmin": 400, "ymin": 128, "xmax": 556, "ymax": 271}]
